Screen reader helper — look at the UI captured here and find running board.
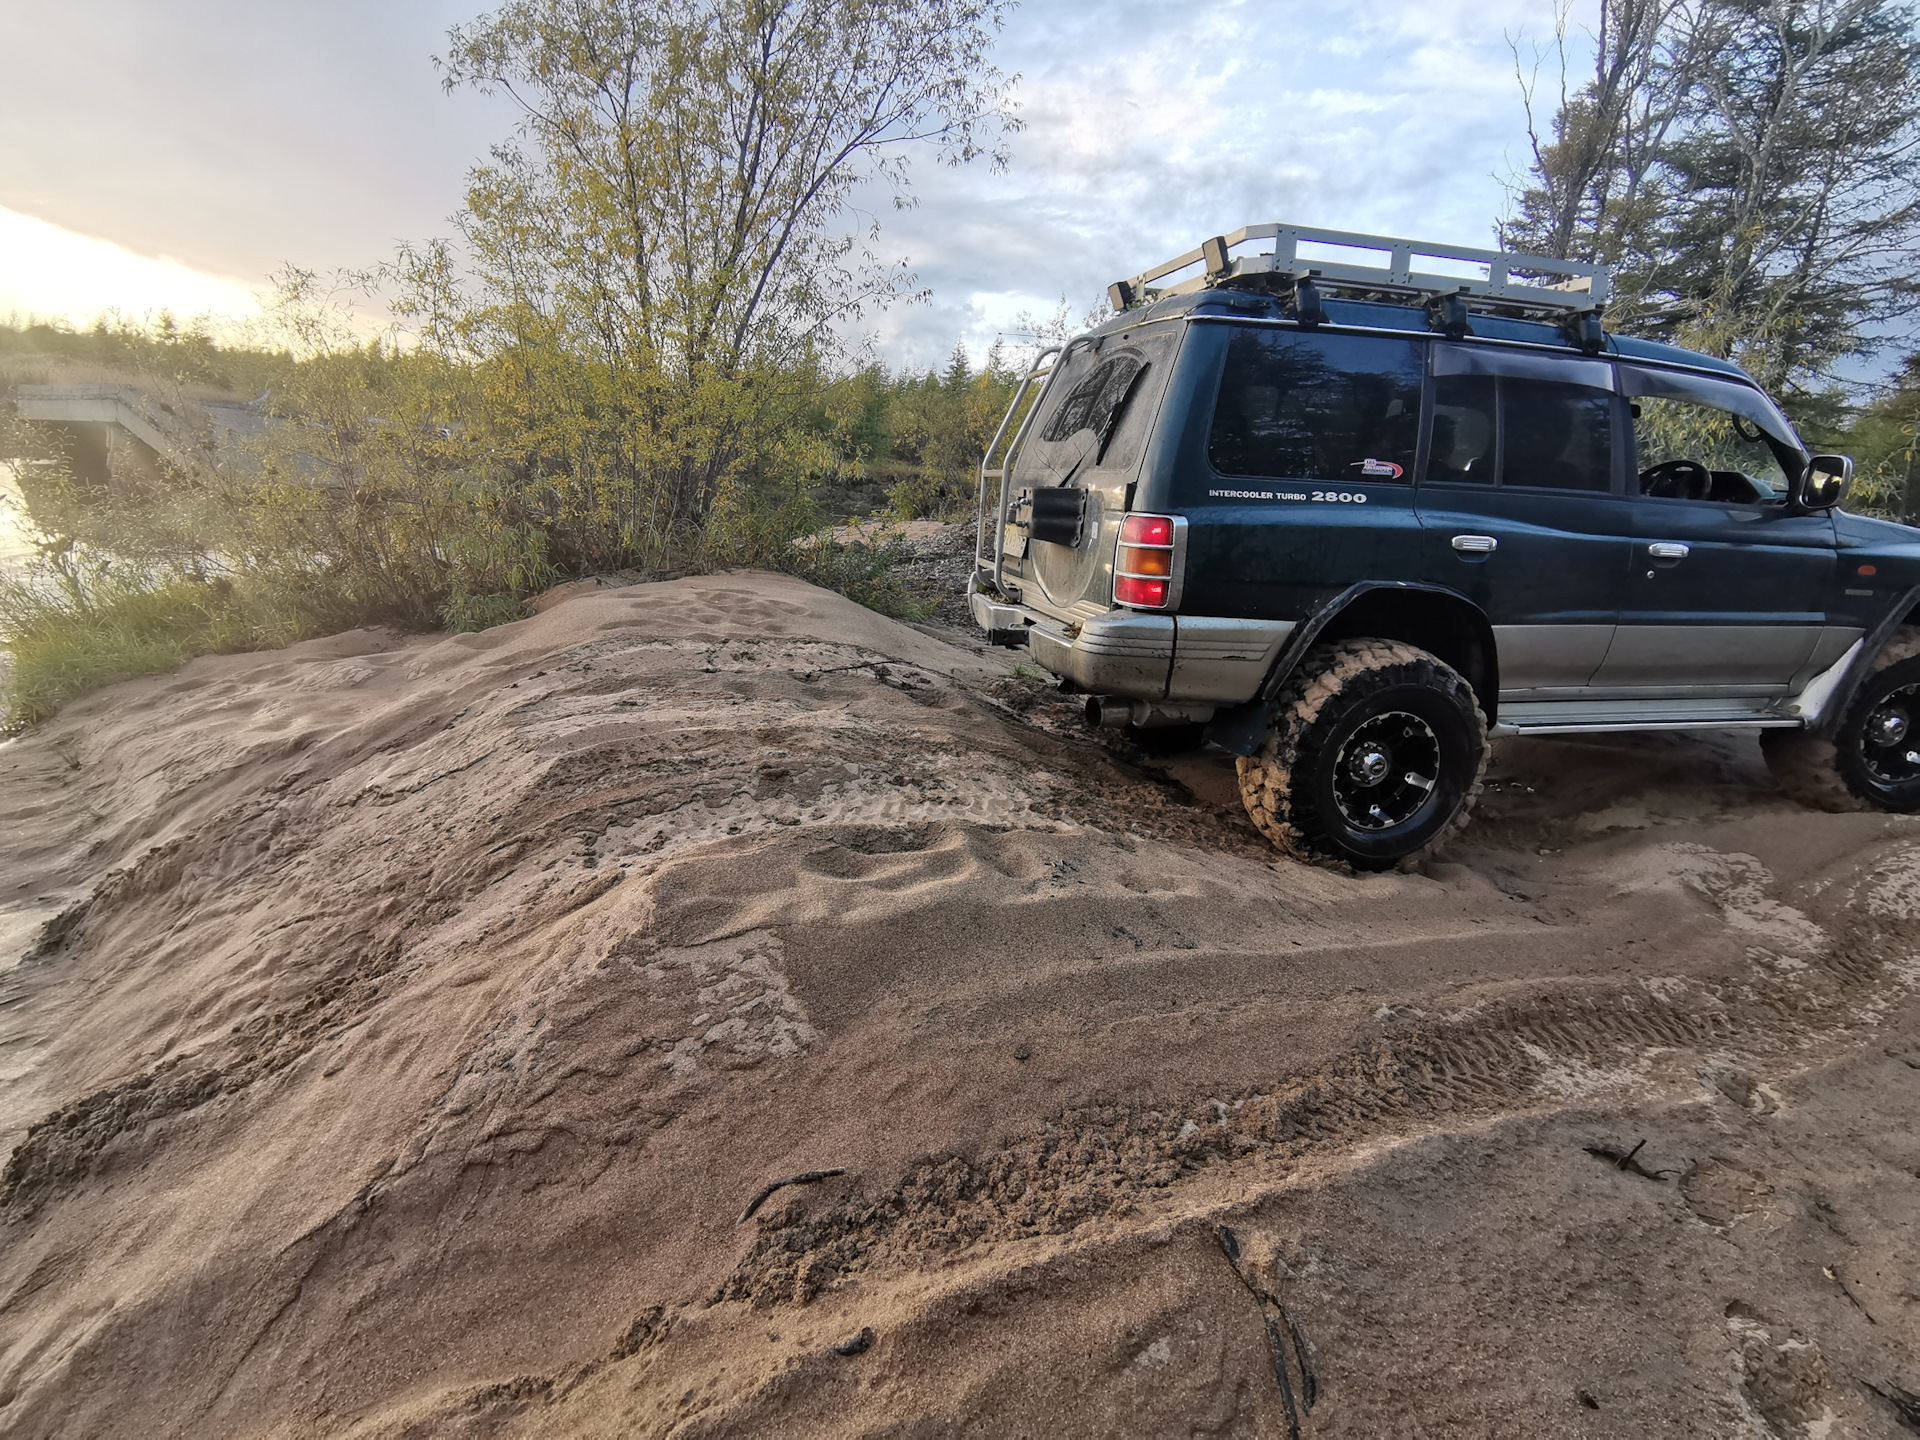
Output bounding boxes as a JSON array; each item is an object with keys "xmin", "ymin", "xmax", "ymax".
[{"xmin": 1493, "ymin": 701, "xmax": 1800, "ymax": 737}]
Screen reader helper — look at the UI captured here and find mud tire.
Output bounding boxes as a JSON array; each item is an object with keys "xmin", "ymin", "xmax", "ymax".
[
  {"xmin": 1236, "ymin": 638, "xmax": 1488, "ymax": 870},
  {"xmin": 1759, "ymin": 732, "xmax": 1866, "ymax": 813},
  {"xmin": 1764, "ymin": 625, "xmax": 1920, "ymax": 813}
]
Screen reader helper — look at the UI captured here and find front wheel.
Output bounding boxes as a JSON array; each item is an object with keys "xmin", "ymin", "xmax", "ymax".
[
  {"xmin": 1833, "ymin": 652, "xmax": 1920, "ymax": 810},
  {"xmin": 1765, "ymin": 625, "xmax": 1920, "ymax": 813},
  {"xmin": 1237, "ymin": 638, "xmax": 1488, "ymax": 870}
]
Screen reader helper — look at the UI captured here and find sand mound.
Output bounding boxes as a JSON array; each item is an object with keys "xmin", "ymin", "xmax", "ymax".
[{"xmin": 2, "ymin": 572, "xmax": 1918, "ymax": 1436}]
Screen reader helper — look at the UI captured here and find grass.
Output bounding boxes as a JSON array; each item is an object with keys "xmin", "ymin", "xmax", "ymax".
[
  {"xmin": 0, "ymin": 572, "xmax": 269, "ymax": 729},
  {"xmin": 0, "ymin": 523, "xmax": 943, "ymax": 731}
]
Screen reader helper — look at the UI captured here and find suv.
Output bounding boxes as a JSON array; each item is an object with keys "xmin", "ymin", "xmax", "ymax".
[{"xmin": 972, "ymin": 223, "xmax": 1907, "ymax": 869}]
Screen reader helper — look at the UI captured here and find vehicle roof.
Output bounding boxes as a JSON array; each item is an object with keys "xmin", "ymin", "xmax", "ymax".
[{"xmin": 1091, "ymin": 288, "xmax": 1757, "ymax": 387}]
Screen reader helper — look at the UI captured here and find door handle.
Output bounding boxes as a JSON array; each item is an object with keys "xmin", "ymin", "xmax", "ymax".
[
  {"xmin": 1648, "ymin": 541, "xmax": 1690, "ymax": 560},
  {"xmin": 1451, "ymin": 534, "xmax": 1498, "ymax": 554}
]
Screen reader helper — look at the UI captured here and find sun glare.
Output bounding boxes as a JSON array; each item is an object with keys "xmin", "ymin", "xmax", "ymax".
[{"xmin": 0, "ymin": 205, "xmax": 262, "ymax": 330}]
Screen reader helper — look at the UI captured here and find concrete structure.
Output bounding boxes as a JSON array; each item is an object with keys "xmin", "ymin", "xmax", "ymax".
[{"xmin": 13, "ymin": 383, "xmax": 269, "ymax": 484}]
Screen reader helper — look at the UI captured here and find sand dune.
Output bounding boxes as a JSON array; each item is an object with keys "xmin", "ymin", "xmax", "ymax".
[{"xmin": 1, "ymin": 571, "xmax": 1916, "ymax": 1437}]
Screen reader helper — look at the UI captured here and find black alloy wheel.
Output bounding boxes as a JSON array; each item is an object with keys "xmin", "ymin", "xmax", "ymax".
[
  {"xmin": 1837, "ymin": 658, "xmax": 1920, "ymax": 810},
  {"xmin": 1329, "ymin": 710, "xmax": 1443, "ymax": 833},
  {"xmin": 1237, "ymin": 638, "xmax": 1489, "ymax": 870}
]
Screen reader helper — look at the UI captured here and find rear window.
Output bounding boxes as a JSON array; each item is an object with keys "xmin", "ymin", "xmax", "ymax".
[
  {"xmin": 1208, "ymin": 329, "xmax": 1423, "ymax": 482},
  {"xmin": 1015, "ymin": 331, "xmax": 1174, "ymax": 485}
]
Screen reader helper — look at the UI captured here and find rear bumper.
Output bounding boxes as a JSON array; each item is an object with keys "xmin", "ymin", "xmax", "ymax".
[{"xmin": 971, "ymin": 593, "xmax": 1292, "ymax": 703}]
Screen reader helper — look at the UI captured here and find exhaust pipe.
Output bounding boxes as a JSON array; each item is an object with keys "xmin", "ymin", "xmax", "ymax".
[
  {"xmin": 1086, "ymin": 696, "xmax": 1133, "ymax": 729},
  {"xmin": 1085, "ymin": 697, "xmax": 1216, "ymax": 730}
]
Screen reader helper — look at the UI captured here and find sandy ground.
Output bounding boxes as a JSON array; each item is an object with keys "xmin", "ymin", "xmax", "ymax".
[{"xmin": 0, "ymin": 571, "xmax": 1917, "ymax": 1438}]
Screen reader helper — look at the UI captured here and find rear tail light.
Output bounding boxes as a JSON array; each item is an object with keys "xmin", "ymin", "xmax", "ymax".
[{"xmin": 1114, "ymin": 513, "xmax": 1181, "ymax": 609}]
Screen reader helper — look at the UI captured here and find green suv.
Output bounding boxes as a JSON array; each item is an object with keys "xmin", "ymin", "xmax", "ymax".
[{"xmin": 973, "ymin": 224, "xmax": 1894, "ymax": 868}]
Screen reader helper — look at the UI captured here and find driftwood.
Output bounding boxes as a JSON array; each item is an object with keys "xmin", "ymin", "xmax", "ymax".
[
  {"xmin": 738, "ymin": 1167, "xmax": 847, "ymax": 1224},
  {"xmin": 1215, "ymin": 1224, "xmax": 1317, "ymax": 1440}
]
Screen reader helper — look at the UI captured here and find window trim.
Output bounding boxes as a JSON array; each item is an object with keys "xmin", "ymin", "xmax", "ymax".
[
  {"xmin": 1616, "ymin": 362, "xmax": 1801, "ymax": 452},
  {"xmin": 1433, "ymin": 341, "xmax": 1616, "ymax": 391}
]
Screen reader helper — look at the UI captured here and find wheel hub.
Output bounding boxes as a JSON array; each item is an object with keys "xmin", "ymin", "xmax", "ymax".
[
  {"xmin": 1868, "ymin": 705, "xmax": 1909, "ymax": 749},
  {"xmin": 1861, "ymin": 684, "xmax": 1920, "ymax": 784},
  {"xmin": 1350, "ymin": 748, "xmax": 1392, "ymax": 786},
  {"xmin": 1331, "ymin": 711, "xmax": 1442, "ymax": 832}
]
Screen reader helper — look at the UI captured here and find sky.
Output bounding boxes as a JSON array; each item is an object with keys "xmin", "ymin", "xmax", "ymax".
[{"xmin": 0, "ymin": 0, "xmax": 1574, "ymax": 373}]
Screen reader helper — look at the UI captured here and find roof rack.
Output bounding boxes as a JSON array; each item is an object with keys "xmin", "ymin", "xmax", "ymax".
[{"xmin": 1108, "ymin": 223, "xmax": 1609, "ymax": 317}]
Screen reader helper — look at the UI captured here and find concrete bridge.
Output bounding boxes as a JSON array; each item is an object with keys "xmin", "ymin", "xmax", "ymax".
[{"xmin": 12, "ymin": 383, "xmax": 269, "ymax": 485}]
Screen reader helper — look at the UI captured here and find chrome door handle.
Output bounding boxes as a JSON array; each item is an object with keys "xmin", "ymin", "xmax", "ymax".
[
  {"xmin": 1451, "ymin": 534, "xmax": 1498, "ymax": 554},
  {"xmin": 1648, "ymin": 542, "xmax": 1690, "ymax": 560}
]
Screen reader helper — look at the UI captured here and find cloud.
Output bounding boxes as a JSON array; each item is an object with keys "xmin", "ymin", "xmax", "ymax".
[
  {"xmin": 859, "ymin": 0, "xmax": 1574, "ymax": 371},
  {"xmin": 0, "ymin": 206, "xmax": 262, "ymax": 328},
  {"xmin": 0, "ymin": 0, "xmax": 1586, "ymax": 367}
]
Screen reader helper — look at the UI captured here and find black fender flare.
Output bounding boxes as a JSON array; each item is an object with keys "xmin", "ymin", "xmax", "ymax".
[
  {"xmin": 1811, "ymin": 583, "xmax": 1920, "ymax": 737},
  {"xmin": 1203, "ymin": 580, "xmax": 1497, "ymax": 756}
]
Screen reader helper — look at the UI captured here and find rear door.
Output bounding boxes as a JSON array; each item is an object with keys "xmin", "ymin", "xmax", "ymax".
[
  {"xmin": 1593, "ymin": 365, "xmax": 1840, "ymax": 693},
  {"xmin": 1413, "ymin": 345, "xmax": 1634, "ymax": 693},
  {"xmin": 1170, "ymin": 321, "xmax": 1429, "ymax": 621}
]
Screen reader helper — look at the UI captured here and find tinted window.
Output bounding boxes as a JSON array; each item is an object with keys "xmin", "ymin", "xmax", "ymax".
[
  {"xmin": 1428, "ymin": 375, "xmax": 1495, "ymax": 483},
  {"xmin": 1041, "ymin": 352, "xmax": 1144, "ymax": 443},
  {"xmin": 1503, "ymin": 378, "xmax": 1614, "ymax": 492},
  {"xmin": 1422, "ymin": 374, "xmax": 1616, "ymax": 491},
  {"xmin": 1209, "ymin": 330, "xmax": 1422, "ymax": 482}
]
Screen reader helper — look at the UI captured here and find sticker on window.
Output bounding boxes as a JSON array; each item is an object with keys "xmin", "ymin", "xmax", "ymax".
[{"xmin": 1356, "ymin": 458, "xmax": 1404, "ymax": 479}]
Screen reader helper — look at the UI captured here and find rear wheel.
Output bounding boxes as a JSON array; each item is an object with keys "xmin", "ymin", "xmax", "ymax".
[{"xmin": 1237, "ymin": 638, "xmax": 1488, "ymax": 870}]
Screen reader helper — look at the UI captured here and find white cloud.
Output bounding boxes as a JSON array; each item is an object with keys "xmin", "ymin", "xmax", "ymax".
[
  {"xmin": 861, "ymin": 0, "xmax": 1582, "ymax": 371},
  {"xmin": 0, "ymin": 205, "xmax": 262, "ymax": 329}
]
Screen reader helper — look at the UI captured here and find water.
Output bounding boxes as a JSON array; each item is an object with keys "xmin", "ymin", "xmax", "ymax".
[{"xmin": 0, "ymin": 462, "xmax": 39, "ymax": 577}]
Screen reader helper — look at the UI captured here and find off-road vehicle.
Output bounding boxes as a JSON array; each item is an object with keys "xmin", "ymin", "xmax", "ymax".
[{"xmin": 972, "ymin": 223, "xmax": 1911, "ymax": 869}]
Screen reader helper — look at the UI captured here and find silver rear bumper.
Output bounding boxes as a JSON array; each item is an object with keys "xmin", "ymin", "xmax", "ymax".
[{"xmin": 972, "ymin": 593, "xmax": 1292, "ymax": 704}]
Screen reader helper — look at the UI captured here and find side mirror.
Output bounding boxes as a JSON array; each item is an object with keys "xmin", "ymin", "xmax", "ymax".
[{"xmin": 1799, "ymin": 454, "xmax": 1853, "ymax": 511}]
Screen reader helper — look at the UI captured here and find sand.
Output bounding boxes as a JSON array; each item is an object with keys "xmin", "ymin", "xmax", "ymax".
[{"xmin": 0, "ymin": 570, "xmax": 1916, "ymax": 1438}]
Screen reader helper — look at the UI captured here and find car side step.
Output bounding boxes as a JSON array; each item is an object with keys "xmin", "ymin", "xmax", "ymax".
[{"xmin": 1493, "ymin": 701, "xmax": 1801, "ymax": 737}]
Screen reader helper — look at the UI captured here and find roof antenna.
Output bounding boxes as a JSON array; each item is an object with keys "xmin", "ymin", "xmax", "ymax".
[
  {"xmin": 1565, "ymin": 306, "xmax": 1606, "ymax": 356},
  {"xmin": 1428, "ymin": 288, "xmax": 1473, "ymax": 340},
  {"xmin": 1293, "ymin": 276, "xmax": 1327, "ymax": 330}
]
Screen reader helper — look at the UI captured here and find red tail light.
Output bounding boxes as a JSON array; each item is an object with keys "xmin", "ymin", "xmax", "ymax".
[
  {"xmin": 1114, "ymin": 512, "xmax": 1180, "ymax": 610},
  {"xmin": 1121, "ymin": 514, "xmax": 1174, "ymax": 547},
  {"xmin": 1114, "ymin": 574, "xmax": 1169, "ymax": 607}
]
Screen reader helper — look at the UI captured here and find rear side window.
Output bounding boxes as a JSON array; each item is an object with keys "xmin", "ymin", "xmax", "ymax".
[
  {"xmin": 1503, "ymin": 379, "xmax": 1613, "ymax": 491},
  {"xmin": 1430, "ymin": 375, "xmax": 1495, "ymax": 482},
  {"xmin": 1208, "ymin": 329, "xmax": 1423, "ymax": 482},
  {"xmin": 1423, "ymin": 373, "xmax": 1615, "ymax": 492}
]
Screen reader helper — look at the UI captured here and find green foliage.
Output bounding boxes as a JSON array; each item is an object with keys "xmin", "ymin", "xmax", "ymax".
[
  {"xmin": 0, "ymin": 313, "xmax": 291, "ymax": 397},
  {"xmin": 0, "ymin": 553, "xmax": 302, "ymax": 730},
  {"xmin": 1503, "ymin": 0, "xmax": 1920, "ymax": 398},
  {"xmin": 0, "ymin": 5, "xmax": 1029, "ymax": 725},
  {"xmin": 441, "ymin": 591, "xmax": 533, "ymax": 632},
  {"xmin": 787, "ymin": 528, "xmax": 936, "ymax": 622}
]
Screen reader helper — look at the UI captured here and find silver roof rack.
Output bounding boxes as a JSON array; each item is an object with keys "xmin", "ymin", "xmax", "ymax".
[{"xmin": 1110, "ymin": 223, "xmax": 1609, "ymax": 315}]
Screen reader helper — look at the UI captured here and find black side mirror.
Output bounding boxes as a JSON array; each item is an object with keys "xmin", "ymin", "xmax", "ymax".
[{"xmin": 1799, "ymin": 453, "xmax": 1853, "ymax": 510}]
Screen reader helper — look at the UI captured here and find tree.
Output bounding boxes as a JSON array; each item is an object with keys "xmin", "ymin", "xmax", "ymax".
[
  {"xmin": 1503, "ymin": 0, "xmax": 1920, "ymax": 399},
  {"xmin": 403, "ymin": 0, "xmax": 1018, "ymax": 568}
]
